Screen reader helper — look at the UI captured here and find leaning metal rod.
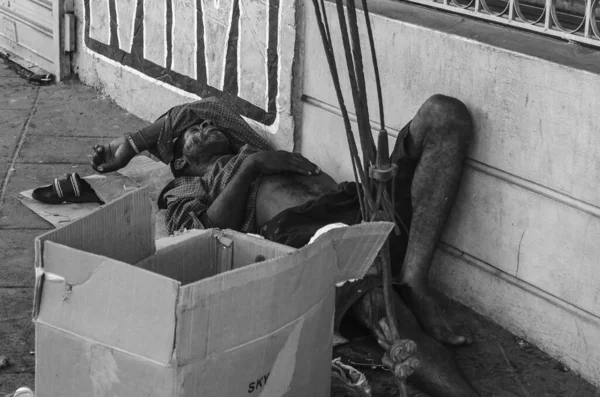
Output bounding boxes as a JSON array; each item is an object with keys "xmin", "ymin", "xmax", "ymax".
[
  {"xmin": 344, "ymin": 0, "xmax": 377, "ymax": 164},
  {"xmin": 310, "ymin": 1, "xmax": 409, "ymax": 396},
  {"xmin": 334, "ymin": 0, "xmax": 375, "ymax": 189},
  {"xmin": 360, "ymin": 0, "xmax": 385, "ymax": 128},
  {"xmin": 338, "ymin": 0, "xmax": 403, "ymax": 349},
  {"xmin": 343, "ymin": 0, "xmax": 405, "ymax": 352},
  {"xmin": 313, "ymin": 0, "xmax": 377, "ymax": 218},
  {"xmin": 357, "ymin": 0, "xmax": 402, "ymax": 345}
]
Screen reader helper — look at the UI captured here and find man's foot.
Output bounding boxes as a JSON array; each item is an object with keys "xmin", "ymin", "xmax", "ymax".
[
  {"xmin": 399, "ymin": 283, "xmax": 473, "ymax": 347},
  {"xmin": 350, "ymin": 288, "xmax": 481, "ymax": 397}
]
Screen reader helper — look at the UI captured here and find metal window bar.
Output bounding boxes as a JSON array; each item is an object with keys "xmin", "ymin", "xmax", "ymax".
[{"xmin": 398, "ymin": 0, "xmax": 600, "ymax": 47}]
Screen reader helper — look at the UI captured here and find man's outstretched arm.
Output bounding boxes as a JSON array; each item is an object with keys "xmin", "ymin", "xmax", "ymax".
[
  {"xmin": 90, "ymin": 119, "xmax": 162, "ymax": 173},
  {"xmin": 91, "ymin": 97, "xmax": 272, "ymax": 173}
]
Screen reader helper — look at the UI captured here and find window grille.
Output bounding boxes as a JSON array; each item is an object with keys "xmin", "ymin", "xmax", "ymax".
[{"xmin": 398, "ymin": 0, "xmax": 600, "ymax": 48}]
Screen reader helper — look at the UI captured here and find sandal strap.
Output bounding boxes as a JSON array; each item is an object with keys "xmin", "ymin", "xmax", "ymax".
[
  {"xmin": 53, "ymin": 178, "xmax": 64, "ymax": 198},
  {"xmin": 53, "ymin": 173, "xmax": 81, "ymax": 198},
  {"xmin": 70, "ymin": 173, "xmax": 82, "ymax": 197}
]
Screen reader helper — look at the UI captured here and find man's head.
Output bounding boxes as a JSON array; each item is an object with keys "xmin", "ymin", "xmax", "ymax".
[{"xmin": 171, "ymin": 120, "xmax": 231, "ymax": 177}]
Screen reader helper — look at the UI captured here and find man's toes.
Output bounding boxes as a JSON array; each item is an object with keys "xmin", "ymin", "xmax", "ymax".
[
  {"xmin": 392, "ymin": 357, "xmax": 420, "ymax": 378},
  {"xmin": 389, "ymin": 340, "xmax": 417, "ymax": 362}
]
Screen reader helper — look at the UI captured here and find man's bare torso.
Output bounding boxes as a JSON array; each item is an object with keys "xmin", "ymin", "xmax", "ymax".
[{"xmin": 255, "ymin": 171, "xmax": 338, "ymax": 227}]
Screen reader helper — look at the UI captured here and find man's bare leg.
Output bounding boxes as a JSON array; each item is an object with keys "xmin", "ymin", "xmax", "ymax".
[
  {"xmin": 398, "ymin": 94, "xmax": 473, "ymax": 346},
  {"xmin": 351, "ymin": 288, "xmax": 480, "ymax": 397}
]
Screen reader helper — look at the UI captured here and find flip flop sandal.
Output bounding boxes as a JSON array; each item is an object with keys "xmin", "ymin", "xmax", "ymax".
[{"xmin": 32, "ymin": 173, "xmax": 103, "ymax": 205}]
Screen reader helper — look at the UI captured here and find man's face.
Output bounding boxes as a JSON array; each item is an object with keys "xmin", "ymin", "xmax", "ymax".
[{"xmin": 182, "ymin": 121, "xmax": 231, "ymax": 171}]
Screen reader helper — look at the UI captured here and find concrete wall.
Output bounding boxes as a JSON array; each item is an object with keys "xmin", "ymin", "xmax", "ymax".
[
  {"xmin": 299, "ymin": 0, "xmax": 600, "ymax": 386},
  {"xmin": 72, "ymin": 0, "xmax": 299, "ymax": 150}
]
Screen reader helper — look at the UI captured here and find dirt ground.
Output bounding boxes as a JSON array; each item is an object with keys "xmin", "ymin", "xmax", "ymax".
[{"xmin": 1, "ymin": 61, "xmax": 598, "ymax": 396}]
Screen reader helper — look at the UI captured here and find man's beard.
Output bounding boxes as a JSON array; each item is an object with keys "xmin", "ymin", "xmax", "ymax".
[{"xmin": 185, "ymin": 128, "xmax": 231, "ymax": 163}]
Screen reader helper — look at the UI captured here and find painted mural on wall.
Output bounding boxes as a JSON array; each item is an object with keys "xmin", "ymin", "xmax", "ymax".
[{"xmin": 83, "ymin": 0, "xmax": 290, "ymax": 126}]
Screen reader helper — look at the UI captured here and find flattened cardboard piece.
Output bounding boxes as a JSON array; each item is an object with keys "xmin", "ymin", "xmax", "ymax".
[
  {"xmin": 19, "ymin": 155, "xmax": 168, "ymax": 230},
  {"xmin": 38, "ymin": 241, "xmax": 179, "ymax": 365},
  {"xmin": 118, "ymin": 155, "xmax": 172, "ymax": 202},
  {"xmin": 84, "ymin": 173, "xmax": 140, "ymax": 203},
  {"xmin": 18, "ymin": 173, "xmax": 140, "ymax": 227},
  {"xmin": 35, "ymin": 326, "xmax": 175, "ymax": 397},
  {"xmin": 18, "ymin": 188, "xmax": 101, "ymax": 227},
  {"xmin": 119, "ymin": 155, "xmax": 170, "ymax": 178}
]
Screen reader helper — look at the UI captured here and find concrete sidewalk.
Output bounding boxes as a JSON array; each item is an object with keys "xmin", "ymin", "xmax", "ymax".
[
  {"xmin": 0, "ymin": 61, "xmax": 598, "ymax": 397},
  {"xmin": 0, "ymin": 60, "xmax": 146, "ymax": 394}
]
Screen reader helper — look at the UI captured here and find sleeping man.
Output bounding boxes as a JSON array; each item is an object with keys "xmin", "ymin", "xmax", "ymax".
[{"xmin": 91, "ymin": 96, "xmax": 479, "ymax": 397}]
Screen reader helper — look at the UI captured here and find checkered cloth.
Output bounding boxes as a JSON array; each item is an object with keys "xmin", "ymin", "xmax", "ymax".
[{"xmin": 150, "ymin": 97, "xmax": 274, "ymax": 234}]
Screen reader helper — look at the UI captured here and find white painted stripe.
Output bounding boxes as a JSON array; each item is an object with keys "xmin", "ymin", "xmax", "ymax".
[
  {"xmin": 114, "ymin": 0, "xmax": 119, "ymax": 46},
  {"xmin": 164, "ymin": 0, "xmax": 168, "ymax": 69},
  {"xmin": 201, "ymin": 0, "xmax": 234, "ymax": 89},
  {"xmin": 89, "ymin": 0, "xmax": 111, "ymax": 45},
  {"xmin": 130, "ymin": 0, "xmax": 137, "ymax": 53},
  {"xmin": 142, "ymin": 0, "xmax": 147, "ymax": 60},
  {"xmin": 142, "ymin": 0, "xmax": 167, "ymax": 67},
  {"xmin": 219, "ymin": 1, "xmax": 234, "ymax": 90},
  {"xmin": 237, "ymin": 0, "xmax": 269, "ymax": 108},
  {"xmin": 170, "ymin": 0, "xmax": 174, "ymax": 69},
  {"xmin": 170, "ymin": 0, "xmax": 198, "ymax": 79},
  {"xmin": 81, "ymin": 1, "xmax": 282, "ymax": 130},
  {"xmin": 115, "ymin": 0, "xmax": 138, "ymax": 53}
]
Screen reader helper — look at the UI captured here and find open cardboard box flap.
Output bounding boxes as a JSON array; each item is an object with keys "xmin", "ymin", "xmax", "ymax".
[{"xmin": 33, "ymin": 188, "xmax": 394, "ymax": 396}]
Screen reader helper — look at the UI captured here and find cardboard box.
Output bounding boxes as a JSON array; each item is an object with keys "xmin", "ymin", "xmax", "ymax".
[{"xmin": 33, "ymin": 188, "xmax": 393, "ymax": 396}]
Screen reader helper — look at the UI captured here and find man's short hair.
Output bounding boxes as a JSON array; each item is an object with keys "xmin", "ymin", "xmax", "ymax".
[{"xmin": 170, "ymin": 124, "xmax": 203, "ymax": 178}]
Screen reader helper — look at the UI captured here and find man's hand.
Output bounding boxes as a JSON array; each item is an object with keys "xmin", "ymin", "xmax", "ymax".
[
  {"xmin": 248, "ymin": 151, "xmax": 320, "ymax": 176},
  {"xmin": 90, "ymin": 137, "xmax": 136, "ymax": 173}
]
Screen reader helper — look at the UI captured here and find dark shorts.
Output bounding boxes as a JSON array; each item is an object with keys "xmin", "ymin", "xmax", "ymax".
[{"xmin": 258, "ymin": 122, "xmax": 418, "ymax": 330}]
